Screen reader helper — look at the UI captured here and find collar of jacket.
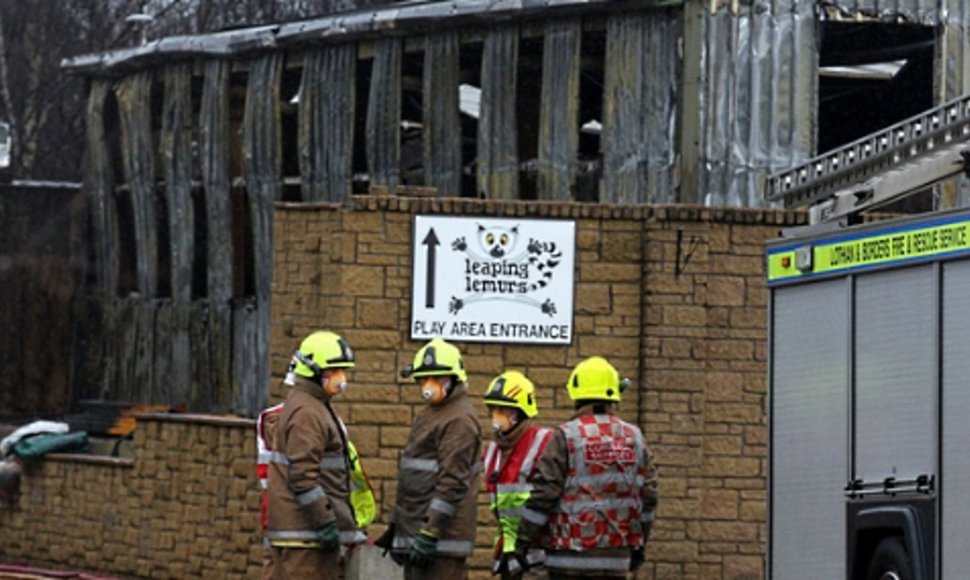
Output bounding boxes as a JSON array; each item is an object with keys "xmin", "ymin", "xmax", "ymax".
[
  {"xmin": 291, "ymin": 375, "xmax": 331, "ymax": 402},
  {"xmin": 495, "ymin": 417, "xmax": 532, "ymax": 452},
  {"xmin": 571, "ymin": 402, "xmax": 615, "ymax": 418}
]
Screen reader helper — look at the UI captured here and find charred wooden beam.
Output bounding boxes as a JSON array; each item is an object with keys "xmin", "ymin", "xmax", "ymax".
[
  {"xmin": 478, "ymin": 27, "xmax": 520, "ymax": 199},
  {"xmin": 367, "ymin": 39, "xmax": 402, "ymax": 190},
  {"xmin": 538, "ymin": 19, "xmax": 581, "ymax": 201},
  {"xmin": 423, "ymin": 32, "xmax": 462, "ymax": 197}
]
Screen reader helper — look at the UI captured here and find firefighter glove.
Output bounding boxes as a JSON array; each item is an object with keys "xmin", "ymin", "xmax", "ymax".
[
  {"xmin": 630, "ymin": 547, "xmax": 645, "ymax": 571},
  {"xmin": 408, "ymin": 529, "xmax": 438, "ymax": 568},
  {"xmin": 499, "ymin": 551, "xmax": 527, "ymax": 579},
  {"xmin": 315, "ymin": 521, "xmax": 340, "ymax": 552},
  {"xmin": 374, "ymin": 523, "xmax": 396, "ymax": 555}
]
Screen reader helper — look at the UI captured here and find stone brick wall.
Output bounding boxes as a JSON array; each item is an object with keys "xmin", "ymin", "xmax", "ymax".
[
  {"xmin": 0, "ymin": 198, "xmax": 805, "ymax": 580},
  {"xmin": 0, "ymin": 414, "xmax": 263, "ymax": 579},
  {"xmin": 271, "ymin": 198, "xmax": 806, "ymax": 579}
]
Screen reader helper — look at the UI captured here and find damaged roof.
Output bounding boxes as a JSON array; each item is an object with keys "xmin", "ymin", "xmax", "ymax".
[{"xmin": 62, "ymin": 0, "xmax": 680, "ymax": 76}]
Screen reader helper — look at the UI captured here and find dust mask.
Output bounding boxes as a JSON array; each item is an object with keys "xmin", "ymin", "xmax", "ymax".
[
  {"xmin": 322, "ymin": 369, "xmax": 349, "ymax": 397},
  {"xmin": 490, "ymin": 407, "xmax": 518, "ymax": 436},
  {"xmin": 420, "ymin": 376, "xmax": 452, "ymax": 404}
]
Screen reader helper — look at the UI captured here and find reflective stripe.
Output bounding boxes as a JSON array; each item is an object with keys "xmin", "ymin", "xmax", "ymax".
[
  {"xmin": 270, "ymin": 539, "xmax": 319, "ymax": 548},
  {"xmin": 526, "ymin": 549, "xmax": 545, "ymax": 566},
  {"xmin": 496, "ymin": 483, "xmax": 533, "ymax": 494},
  {"xmin": 259, "ymin": 480, "xmax": 268, "ymax": 490},
  {"xmin": 508, "ymin": 557, "xmax": 522, "ymax": 574},
  {"xmin": 392, "ymin": 535, "xmax": 474, "ymax": 555},
  {"xmin": 430, "ymin": 497, "xmax": 457, "ymax": 517},
  {"xmin": 401, "ymin": 457, "xmax": 439, "ymax": 472},
  {"xmin": 319, "ymin": 456, "xmax": 345, "ymax": 469},
  {"xmin": 558, "ymin": 496, "xmax": 639, "ymax": 514},
  {"xmin": 340, "ymin": 530, "xmax": 367, "ymax": 544},
  {"xmin": 257, "ymin": 451, "xmax": 273, "ymax": 465},
  {"xmin": 519, "ymin": 428, "xmax": 552, "ymax": 478},
  {"xmin": 570, "ymin": 472, "xmax": 645, "ymax": 487},
  {"xmin": 641, "ymin": 510, "xmax": 655, "ymax": 523},
  {"xmin": 267, "ymin": 530, "xmax": 318, "ymax": 541},
  {"xmin": 296, "ymin": 486, "xmax": 327, "ymax": 506},
  {"xmin": 268, "ymin": 451, "xmax": 289, "ymax": 465},
  {"xmin": 496, "ymin": 506, "xmax": 533, "ymax": 519},
  {"xmin": 483, "ymin": 442, "xmax": 499, "ymax": 474},
  {"xmin": 545, "ymin": 554, "xmax": 631, "ymax": 571},
  {"xmin": 519, "ymin": 506, "xmax": 548, "ymax": 526}
]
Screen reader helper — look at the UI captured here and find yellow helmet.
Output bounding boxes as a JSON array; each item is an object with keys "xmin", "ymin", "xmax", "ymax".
[
  {"xmin": 484, "ymin": 370, "xmax": 539, "ymax": 418},
  {"xmin": 294, "ymin": 331, "xmax": 355, "ymax": 379},
  {"xmin": 405, "ymin": 339, "xmax": 467, "ymax": 383},
  {"xmin": 566, "ymin": 356, "xmax": 624, "ymax": 403}
]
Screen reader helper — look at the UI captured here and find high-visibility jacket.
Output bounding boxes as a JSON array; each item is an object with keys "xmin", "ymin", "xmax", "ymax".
[
  {"xmin": 483, "ymin": 422, "xmax": 553, "ymax": 574},
  {"xmin": 545, "ymin": 414, "xmax": 648, "ymax": 552},
  {"xmin": 257, "ymin": 404, "xmax": 284, "ymax": 533}
]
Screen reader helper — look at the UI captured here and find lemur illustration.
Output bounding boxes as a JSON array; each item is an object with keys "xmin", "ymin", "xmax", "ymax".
[{"xmin": 449, "ymin": 223, "xmax": 563, "ymax": 316}]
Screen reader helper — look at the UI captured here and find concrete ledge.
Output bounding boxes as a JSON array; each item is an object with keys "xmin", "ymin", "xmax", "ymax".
[{"xmin": 134, "ymin": 412, "xmax": 255, "ymax": 428}]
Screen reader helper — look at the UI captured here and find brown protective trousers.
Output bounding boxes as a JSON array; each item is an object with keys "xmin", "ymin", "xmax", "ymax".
[
  {"xmin": 403, "ymin": 557, "xmax": 468, "ymax": 580},
  {"xmin": 270, "ymin": 547, "xmax": 342, "ymax": 580}
]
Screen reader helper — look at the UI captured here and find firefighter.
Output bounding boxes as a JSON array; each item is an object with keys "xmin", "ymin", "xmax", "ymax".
[
  {"xmin": 266, "ymin": 331, "xmax": 365, "ymax": 579},
  {"xmin": 483, "ymin": 370, "xmax": 554, "ymax": 580},
  {"xmin": 375, "ymin": 338, "xmax": 482, "ymax": 580},
  {"xmin": 511, "ymin": 356, "xmax": 658, "ymax": 579},
  {"xmin": 256, "ymin": 402, "xmax": 284, "ymax": 580}
]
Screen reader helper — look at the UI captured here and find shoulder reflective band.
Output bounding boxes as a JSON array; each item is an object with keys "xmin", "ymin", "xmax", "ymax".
[
  {"xmin": 519, "ymin": 506, "xmax": 549, "ymax": 526},
  {"xmin": 319, "ymin": 456, "xmax": 345, "ymax": 469},
  {"xmin": 544, "ymin": 554, "xmax": 630, "ymax": 571},
  {"xmin": 268, "ymin": 451, "xmax": 289, "ymax": 465},
  {"xmin": 401, "ymin": 457, "xmax": 439, "ymax": 472},
  {"xmin": 267, "ymin": 530, "xmax": 318, "ymax": 541},
  {"xmin": 340, "ymin": 530, "xmax": 367, "ymax": 544},
  {"xmin": 392, "ymin": 535, "xmax": 474, "ymax": 554},
  {"xmin": 767, "ymin": 214, "xmax": 970, "ymax": 285},
  {"xmin": 641, "ymin": 510, "xmax": 655, "ymax": 523}
]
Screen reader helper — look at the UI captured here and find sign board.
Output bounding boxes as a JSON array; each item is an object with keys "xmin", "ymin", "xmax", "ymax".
[{"xmin": 411, "ymin": 215, "xmax": 575, "ymax": 344}]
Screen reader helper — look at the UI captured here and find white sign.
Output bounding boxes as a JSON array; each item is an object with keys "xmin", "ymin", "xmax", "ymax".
[{"xmin": 411, "ymin": 215, "xmax": 576, "ymax": 344}]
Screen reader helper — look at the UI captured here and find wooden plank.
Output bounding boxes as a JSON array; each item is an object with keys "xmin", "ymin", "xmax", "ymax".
[
  {"xmin": 160, "ymin": 64, "xmax": 194, "ymax": 302},
  {"xmin": 115, "ymin": 72, "xmax": 158, "ymax": 297},
  {"xmin": 366, "ymin": 38, "xmax": 402, "ymax": 189},
  {"xmin": 232, "ymin": 298, "xmax": 260, "ymax": 415},
  {"xmin": 84, "ymin": 80, "xmax": 119, "ymax": 297},
  {"xmin": 189, "ymin": 300, "xmax": 212, "ymax": 411},
  {"xmin": 209, "ymin": 301, "xmax": 233, "ymax": 412},
  {"xmin": 153, "ymin": 300, "xmax": 173, "ymax": 405},
  {"xmin": 299, "ymin": 45, "xmax": 357, "ymax": 202},
  {"xmin": 200, "ymin": 60, "xmax": 233, "ymax": 410},
  {"xmin": 538, "ymin": 19, "xmax": 581, "ymax": 201},
  {"xmin": 70, "ymin": 296, "xmax": 106, "ymax": 404},
  {"xmin": 132, "ymin": 299, "xmax": 156, "ymax": 402},
  {"xmin": 169, "ymin": 302, "xmax": 192, "ymax": 408},
  {"xmin": 478, "ymin": 26, "xmax": 520, "ymax": 199},
  {"xmin": 422, "ymin": 32, "xmax": 462, "ymax": 196},
  {"xmin": 602, "ymin": 13, "xmax": 648, "ymax": 204},
  {"xmin": 113, "ymin": 297, "xmax": 138, "ymax": 403},
  {"xmin": 243, "ymin": 53, "xmax": 282, "ymax": 418}
]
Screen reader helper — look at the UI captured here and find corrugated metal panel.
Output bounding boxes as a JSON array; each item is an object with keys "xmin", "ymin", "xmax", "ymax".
[
  {"xmin": 770, "ymin": 279, "xmax": 848, "ymax": 578},
  {"xmin": 299, "ymin": 45, "xmax": 357, "ymax": 202},
  {"xmin": 699, "ymin": 0, "xmax": 815, "ymax": 206},
  {"xmin": 537, "ymin": 19, "xmax": 581, "ymax": 201},
  {"xmin": 423, "ymin": 31, "xmax": 462, "ymax": 196},
  {"xmin": 366, "ymin": 38, "xmax": 402, "ymax": 189},
  {"xmin": 602, "ymin": 11, "xmax": 679, "ymax": 204},
  {"xmin": 942, "ymin": 260, "xmax": 970, "ymax": 577},
  {"xmin": 854, "ymin": 265, "xmax": 936, "ymax": 483},
  {"xmin": 478, "ymin": 26, "xmax": 520, "ymax": 199}
]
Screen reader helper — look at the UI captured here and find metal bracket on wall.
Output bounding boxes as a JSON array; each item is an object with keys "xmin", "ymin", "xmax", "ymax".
[{"xmin": 675, "ymin": 229, "xmax": 700, "ymax": 276}]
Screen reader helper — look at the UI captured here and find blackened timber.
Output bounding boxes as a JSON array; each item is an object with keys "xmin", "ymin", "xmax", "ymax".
[
  {"xmin": 423, "ymin": 32, "xmax": 461, "ymax": 196},
  {"xmin": 641, "ymin": 11, "xmax": 678, "ymax": 204},
  {"xmin": 299, "ymin": 45, "xmax": 356, "ymax": 202},
  {"xmin": 367, "ymin": 39, "xmax": 402, "ymax": 189},
  {"xmin": 603, "ymin": 14, "xmax": 650, "ymax": 204},
  {"xmin": 538, "ymin": 19, "xmax": 581, "ymax": 201},
  {"xmin": 478, "ymin": 27, "xmax": 520, "ymax": 199},
  {"xmin": 85, "ymin": 80, "xmax": 118, "ymax": 297},
  {"xmin": 115, "ymin": 72, "xmax": 159, "ymax": 297},
  {"xmin": 232, "ymin": 298, "xmax": 261, "ymax": 415},
  {"xmin": 160, "ymin": 65, "xmax": 194, "ymax": 402},
  {"xmin": 242, "ymin": 53, "xmax": 281, "ymax": 414},
  {"xmin": 200, "ymin": 61, "xmax": 233, "ymax": 412}
]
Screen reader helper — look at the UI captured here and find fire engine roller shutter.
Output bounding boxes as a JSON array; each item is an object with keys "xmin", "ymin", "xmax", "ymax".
[
  {"xmin": 942, "ymin": 260, "xmax": 970, "ymax": 577},
  {"xmin": 855, "ymin": 265, "xmax": 936, "ymax": 485},
  {"xmin": 771, "ymin": 278, "xmax": 848, "ymax": 578}
]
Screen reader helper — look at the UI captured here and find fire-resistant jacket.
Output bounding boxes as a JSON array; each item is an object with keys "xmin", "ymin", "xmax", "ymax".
[
  {"xmin": 391, "ymin": 384, "xmax": 482, "ymax": 558},
  {"xmin": 267, "ymin": 377, "xmax": 365, "ymax": 548},
  {"xmin": 519, "ymin": 403, "xmax": 658, "ymax": 577},
  {"xmin": 483, "ymin": 420, "xmax": 554, "ymax": 574}
]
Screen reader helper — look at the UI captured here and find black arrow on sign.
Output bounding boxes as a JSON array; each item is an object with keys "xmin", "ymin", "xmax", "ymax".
[{"xmin": 422, "ymin": 228, "xmax": 440, "ymax": 308}]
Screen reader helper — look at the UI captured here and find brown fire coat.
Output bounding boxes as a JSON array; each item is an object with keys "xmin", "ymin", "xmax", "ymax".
[
  {"xmin": 390, "ymin": 384, "xmax": 482, "ymax": 558},
  {"xmin": 267, "ymin": 377, "xmax": 364, "ymax": 548},
  {"xmin": 521, "ymin": 403, "xmax": 659, "ymax": 577}
]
